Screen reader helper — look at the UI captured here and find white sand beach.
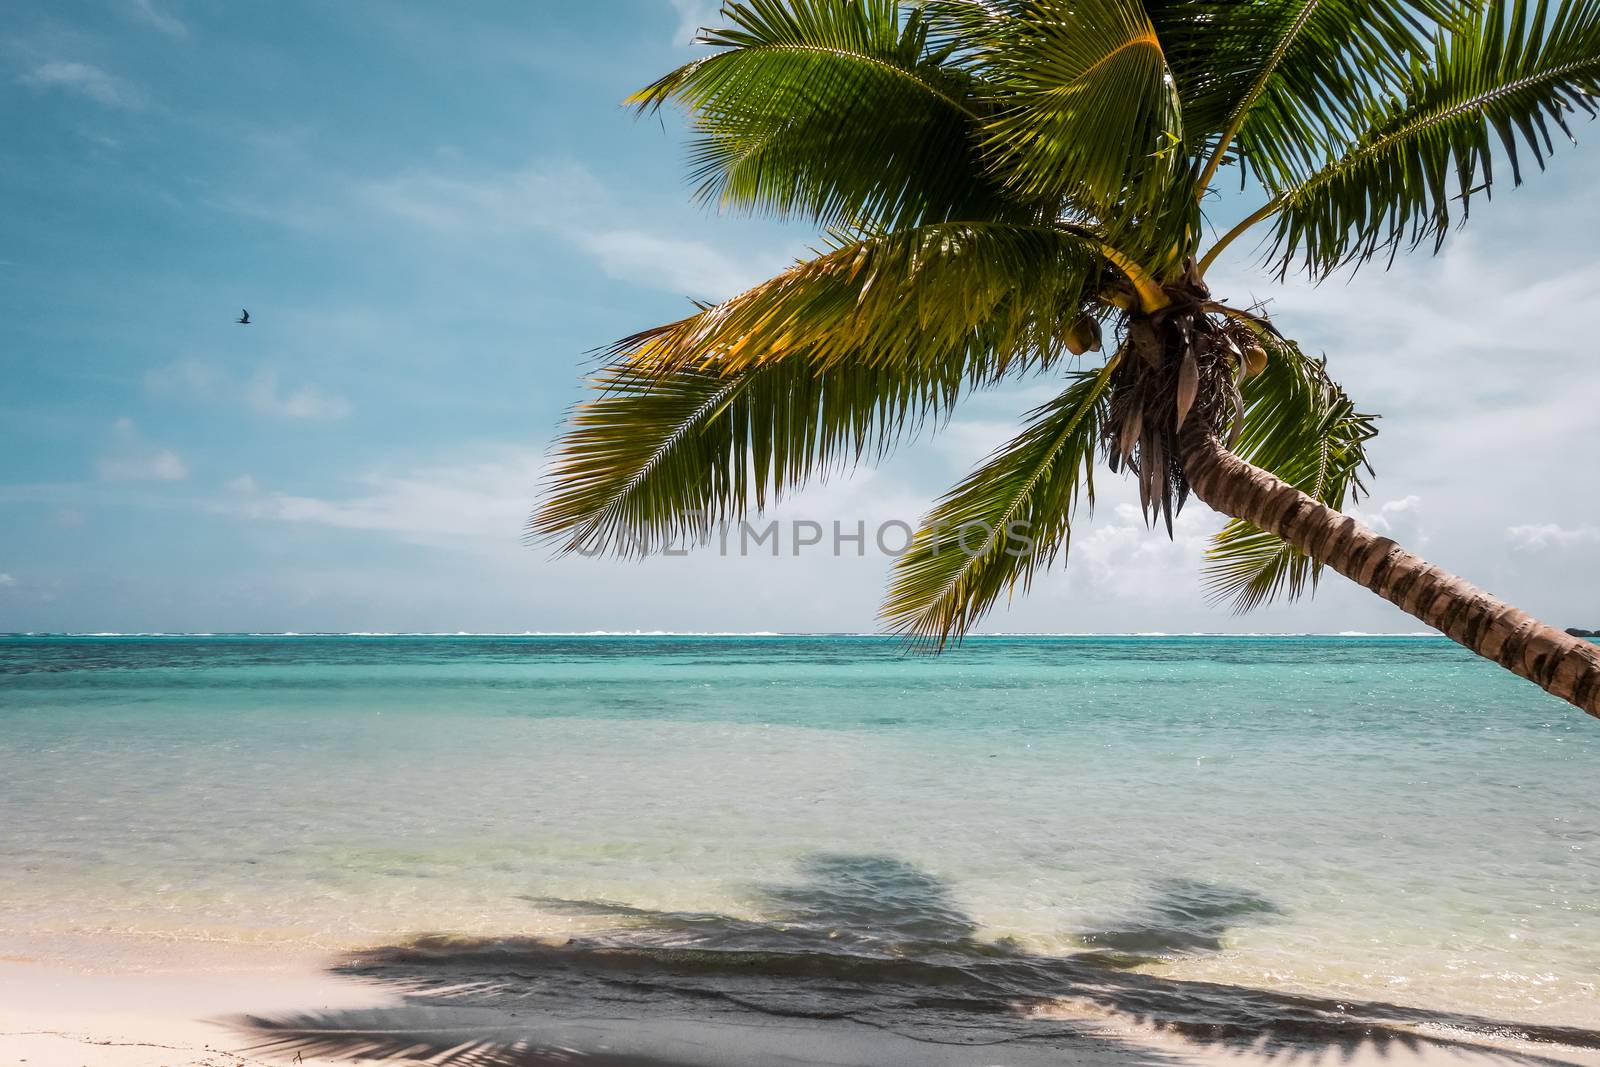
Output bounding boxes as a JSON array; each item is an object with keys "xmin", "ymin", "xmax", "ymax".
[{"xmin": 6, "ymin": 941, "xmax": 1600, "ymax": 1067}]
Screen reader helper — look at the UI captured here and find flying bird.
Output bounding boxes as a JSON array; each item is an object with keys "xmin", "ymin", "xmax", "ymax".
[{"xmin": 237, "ymin": 309, "xmax": 251, "ymax": 325}]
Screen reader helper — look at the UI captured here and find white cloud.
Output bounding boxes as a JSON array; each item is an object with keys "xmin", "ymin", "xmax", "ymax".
[
  {"xmin": 19, "ymin": 62, "xmax": 143, "ymax": 109},
  {"xmin": 1507, "ymin": 523, "xmax": 1600, "ymax": 552},
  {"xmin": 0, "ymin": 573, "xmax": 15, "ymax": 588},
  {"xmin": 226, "ymin": 474, "xmax": 259, "ymax": 494},
  {"xmin": 103, "ymin": 451, "xmax": 188, "ymax": 482},
  {"xmin": 215, "ymin": 446, "xmax": 953, "ymax": 632},
  {"xmin": 1207, "ymin": 196, "xmax": 1600, "ymax": 432},
  {"xmin": 97, "ymin": 418, "xmax": 188, "ymax": 482},
  {"xmin": 245, "ymin": 369, "xmax": 353, "ymax": 420},
  {"xmin": 668, "ymin": 0, "xmax": 722, "ymax": 45},
  {"xmin": 147, "ymin": 360, "xmax": 351, "ymax": 421},
  {"xmin": 1068, "ymin": 501, "xmax": 1221, "ymax": 604},
  {"xmin": 1381, "ymin": 495, "xmax": 1422, "ymax": 515},
  {"xmin": 362, "ymin": 161, "xmax": 788, "ymax": 300},
  {"xmin": 227, "ymin": 449, "xmax": 924, "ymax": 554},
  {"xmin": 361, "ymin": 162, "xmax": 596, "ymax": 233},
  {"xmin": 128, "ymin": 0, "xmax": 188, "ymax": 37},
  {"xmin": 228, "ymin": 451, "xmax": 544, "ymax": 546},
  {"xmin": 1352, "ymin": 494, "xmax": 1426, "ymax": 541},
  {"xmin": 1209, "ymin": 209, "xmax": 1600, "ymax": 493},
  {"xmin": 579, "ymin": 230, "xmax": 762, "ymax": 301},
  {"xmin": 927, "ymin": 418, "xmax": 1015, "ymax": 469}
]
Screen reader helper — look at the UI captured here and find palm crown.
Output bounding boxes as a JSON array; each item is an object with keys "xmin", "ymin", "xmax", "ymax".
[{"xmin": 532, "ymin": 0, "xmax": 1600, "ymax": 662}]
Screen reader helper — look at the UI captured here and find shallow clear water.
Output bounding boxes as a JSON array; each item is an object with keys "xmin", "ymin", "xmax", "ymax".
[{"xmin": 1, "ymin": 635, "xmax": 1596, "ymax": 1030}]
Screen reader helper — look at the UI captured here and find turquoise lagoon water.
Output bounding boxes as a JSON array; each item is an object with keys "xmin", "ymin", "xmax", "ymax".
[{"xmin": 1, "ymin": 634, "xmax": 1596, "ymax": 1031}]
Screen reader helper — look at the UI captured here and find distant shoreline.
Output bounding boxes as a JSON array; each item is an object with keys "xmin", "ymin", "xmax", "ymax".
[{"xmin": 1, "ymin": 630, "xmax": 1450, "ymax": 638}]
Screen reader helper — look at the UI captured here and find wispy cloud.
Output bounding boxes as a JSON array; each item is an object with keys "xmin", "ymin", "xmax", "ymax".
[
  {"xmin": 0, "ymin": 573, "xmax": 15, "ymax": 589},
  {"xmin": 226, "ymin": 451, "xmax": 543, "ymax": 547},
  {"xmin": 225, "ymin": 444, "xmax": 930, "ymax": 564},
  {"xmin": 127, "ymin": 0, "xmax": 188, "ymax": 38},
  {"xmin": 1069, "ymin": 501, "xmax": 1221, "ymax": 603},
  {"xmin": 97, "ymin": 418, "xmax": 188, "ymax": 482},
  {"xmin": 1211, "ymin": 203, "xmax": 1600, "ymax": 416},
  {"xmin": 245, "ymin": 369, "xmax": 352, "ymax": 421},
  {"xmin": 362, "ymin": 161, "xmax": 789, "ymax": 301},
  {"xmin": 667, "ymin": 0, "xmax": 721, "ymax": 45},
  {"xmin": 1507, "ymin": 523, "xmax": 1600, "ymax": 551},
  {"xmin": 579, "ymin": 229, "xmax": 766, "ymax": 301},
  {"xmin": 1352, "ymin": 495, "xmax": 1427, "ymax": 545},
  {"xmin": 147, "ymin": 359, "xmax": 352, "ymax": 421},
  {"xmin": 360, "ymin": 162, "xmax": 595, "ymax": 232},
  {"xmin": 19, "ymin": 61, "xmax": 144, "ymax": 109}
]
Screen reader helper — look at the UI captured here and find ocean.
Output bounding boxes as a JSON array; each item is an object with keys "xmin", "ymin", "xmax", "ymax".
[{"xmin": 1, "ymin": 634, "xmax": 1596, "ymax": 1040}]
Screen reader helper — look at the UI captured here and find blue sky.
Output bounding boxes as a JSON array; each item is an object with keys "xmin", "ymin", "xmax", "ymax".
[{"xmin": 3, "ymin": 0, "xmax": 1598, "ymax": 634}]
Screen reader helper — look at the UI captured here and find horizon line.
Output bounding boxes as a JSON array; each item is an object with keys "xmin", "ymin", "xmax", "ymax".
[{"xmin": 0, "ymin": 630, "xmax": 1447, "ymax": 639}]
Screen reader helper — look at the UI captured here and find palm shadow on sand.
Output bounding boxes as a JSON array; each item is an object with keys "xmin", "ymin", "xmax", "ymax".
[{"xmin": 237, "ymin": 854, "xmax": 1600, "ymax": 1066}]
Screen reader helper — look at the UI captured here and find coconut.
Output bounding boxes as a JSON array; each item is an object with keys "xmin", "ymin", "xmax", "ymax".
[
  {"xmin": 1242, "ymin": 341, "xmax": 1269, "ymax": 377},
  {"xmin": 1065, "ymin": 314, "xmax": 1102, "ymax": 355}
]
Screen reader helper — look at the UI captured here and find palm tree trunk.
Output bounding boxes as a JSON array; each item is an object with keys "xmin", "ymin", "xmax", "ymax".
[{"xmin": 1180, "ymin": 429, "xmax": 1600, "ymax": 720}]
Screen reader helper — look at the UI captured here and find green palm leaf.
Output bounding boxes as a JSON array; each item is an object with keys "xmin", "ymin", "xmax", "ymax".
[
  {"xmin": 1202, "ymin": 333, "xmax": 1378, "ymax": 611},
  {"xmin": 531, "ymin": 354, "xmax": 966, "ymax": 557},
  {"xmin": 1153, "ymin": 0, "xmax": 1458, "ymax": 194},
  {"xmin": 534, "ymin": 219, "xmax": 1112, "ymax": 557},
  {"xmin": 609, "ymin": 221, "xmax": 1105, "ymax": 379},
  {"xmin": 1269, "ymin": 0, "xmax": 1600, "ymax": 276},
  {"xmin": 630, "ymin": 0, "xmax": 1009, "ymax": 229},
  {"xmin": 979, "ymin": 0, "xmax": 1184, "ymax": 219},
  {"xmin": 882, "ymin": 362, "xmax": 1115, "ymax": 643}
]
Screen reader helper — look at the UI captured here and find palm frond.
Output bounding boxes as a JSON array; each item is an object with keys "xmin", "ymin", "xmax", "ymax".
[
  {"xmin": 911, "ymin": 0, "xmax": 1009, "ymax": 40},
  {"xmin": 979, "ymin": 0, "xmax": 1184, "ymax": 219},
  {"xmin": 1269, "ymin": 0, "xmax": 1600, "ymax": 277},
  {"xmin": 531, "ymin": 354, "xmax": 965, "ymax": 557},
  {"xmin": 611, "ymin": 221, "xmax": 1105, "ymax": 378},
  {"xmin": 882, "ymin": 362, "xmax": 1115, "ymax": 643},
  {"xmin": 1202, "ymin": 332, "xmax": 1378, "ymax": 612},
  {"xmin": 630, "ymin": 0, "xmax": 1010, "ymax": 229},
  {"xmin": 534, "ymin": 219, "xmax": 1114, "ymax": 557},
  {"xmin": 1153, "ymin": 0, "xmax": 1459, "ymax": 194}
]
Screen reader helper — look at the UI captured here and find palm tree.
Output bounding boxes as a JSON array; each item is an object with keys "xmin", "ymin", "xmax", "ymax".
[{"xmin": 532, "ymin": 0, "xmax": 1600, "ymax": 719}]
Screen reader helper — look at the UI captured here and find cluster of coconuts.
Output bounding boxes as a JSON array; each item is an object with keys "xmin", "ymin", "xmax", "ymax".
[{"xmin": 1063, "ymin": 306, "xmax": 1268, "ymax": 381}]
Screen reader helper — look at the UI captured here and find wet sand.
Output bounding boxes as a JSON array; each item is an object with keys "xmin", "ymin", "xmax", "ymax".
[{"xmin": 5, "ymin": 941, "xmax": 1600, "ymax": 1067}]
